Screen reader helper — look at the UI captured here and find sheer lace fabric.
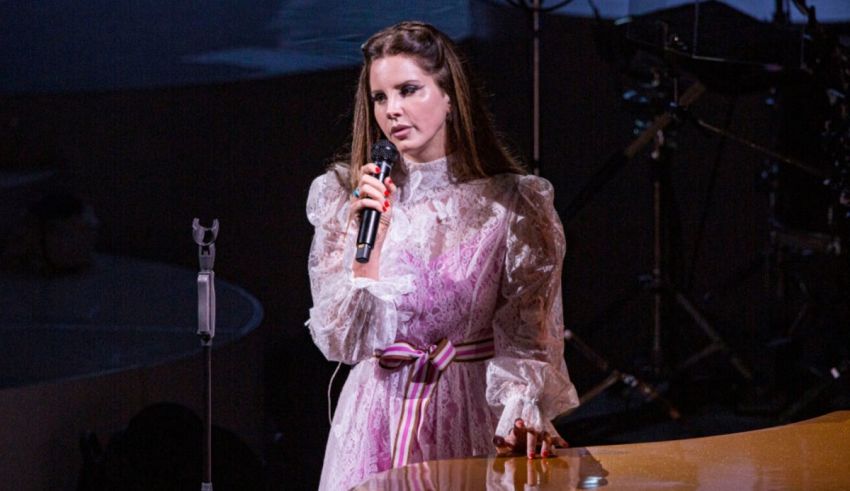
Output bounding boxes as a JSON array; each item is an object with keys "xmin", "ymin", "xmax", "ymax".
[{"xmin": 307, "ymin": 157, "xmax": 578, "ymax": 490}]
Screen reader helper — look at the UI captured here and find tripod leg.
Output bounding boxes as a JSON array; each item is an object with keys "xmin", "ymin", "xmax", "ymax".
[
  {"xmin": 778, "ymin": 360, "xmax": 849, "ymax": 422},
  {"xmin": 578, "ymin": 372, "xmax": 622, "ymax": 407},
  {"xmin": 562, "ymin": 330, "xmax": 680, "ymax": 420},
  {"xmin": 673, "ymin": 292, "xmax": 753, "ymax": 380}
]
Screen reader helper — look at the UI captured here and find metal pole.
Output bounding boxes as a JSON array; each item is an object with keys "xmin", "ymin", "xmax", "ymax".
[
  {"xmin": 202, "ymin": 345, "xmax": 212, "ymax": 490},
  {"xmin": 532, "ymin": 0, "xmax": 541, "ymax": 175}
]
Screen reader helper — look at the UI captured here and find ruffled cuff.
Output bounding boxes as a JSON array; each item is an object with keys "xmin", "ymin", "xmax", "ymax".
[
  {"xmin": 496, "ymin": 396, "xmax": 560, "ymax": 440},
  {"xmin": 486, "ymin": 357, "xmax": 578, "ymax": 437}
]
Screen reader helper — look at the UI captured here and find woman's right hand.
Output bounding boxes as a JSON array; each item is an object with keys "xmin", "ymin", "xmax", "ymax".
[
  {"xmin": 350, "ymin": 163, "xmax": 397, "ymax": 277},
  {"xmin": 350, "ymin": 163, "xmax": 394, "ymax": 222}
]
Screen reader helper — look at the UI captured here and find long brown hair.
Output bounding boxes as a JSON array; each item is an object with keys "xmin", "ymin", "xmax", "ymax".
[{"xmin": 346, "ymin": 21, "xmax": 524, "ymax": 190}]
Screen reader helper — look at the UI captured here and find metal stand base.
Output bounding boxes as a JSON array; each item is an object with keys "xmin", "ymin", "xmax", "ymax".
[
  {"xmin": 669, "ymin": 290, "xmax": 753, "ymax": 380},
  {"xmin": 560, "ymin": 329, "xmax": 680, "ymax": 421},
  {"xmin": 779, "ymin": 360, "xmax": 849, "ymax": 422}
]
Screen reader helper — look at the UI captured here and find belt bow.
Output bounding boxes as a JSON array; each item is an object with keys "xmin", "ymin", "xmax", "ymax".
[{"xmin": 374, "ymin": 337, "xmax": 495, "ymax": 468}]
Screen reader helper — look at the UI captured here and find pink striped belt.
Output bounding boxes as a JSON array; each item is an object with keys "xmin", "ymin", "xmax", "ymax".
[{"xmin": 374, "ymin": 337, "xmax": 495, "ymax": 468}]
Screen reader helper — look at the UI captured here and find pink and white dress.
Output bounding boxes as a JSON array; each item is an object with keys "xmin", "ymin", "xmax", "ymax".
[{"xmin": 306, "ymin": 157, "xmax": 579, "ymax": 490}]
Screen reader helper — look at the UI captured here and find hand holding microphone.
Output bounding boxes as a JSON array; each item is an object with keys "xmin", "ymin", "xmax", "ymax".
[{"xmin": 352, "ymin": 139, "xmax": 399, "ymax": 263}]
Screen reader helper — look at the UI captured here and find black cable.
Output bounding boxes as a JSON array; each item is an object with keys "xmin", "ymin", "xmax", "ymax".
[
  {"xmin": 541, "ymin": 0, "xmax": 576, "ymax": 13},
  {"xmin": 562, "ymin": 151, "xmax": 628, "ymax": 223},
  {"xmin": 474, "ymin": 0, "xmax": 518, "ymax": 10},
  {"xmin": 790, "ymin": 0, "xmax": 810, "ymax": 19},
  {"xmin": 685, "ymin": 95, "xmax": 739, "ymax": 293},
  {"xmin": 493, "ymin": 0, "xmax": 576, "ymax": 13},
  {"xmin": 587, "ymin": 0, "xmax": 600, "ymax": 20}
]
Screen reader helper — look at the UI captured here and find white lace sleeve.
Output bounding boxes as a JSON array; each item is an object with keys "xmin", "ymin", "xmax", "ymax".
[
  {"xmin": 485, "ymin": 175, "xmax": 579, "ymax": 438},
  {"xmin": 306, "ymin": 169, "xmax": 402, "ymax": 365}
]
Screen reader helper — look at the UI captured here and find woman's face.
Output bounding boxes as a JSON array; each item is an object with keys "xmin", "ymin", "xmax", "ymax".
[{"xmin": 369, "ymin": 55, "xmax": 451, "ymax": 164}]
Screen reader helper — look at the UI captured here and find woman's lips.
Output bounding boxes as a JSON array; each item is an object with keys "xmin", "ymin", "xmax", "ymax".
[{"xmin": 391, "ymin": 125, "xmax": 411, "ymax": 139}]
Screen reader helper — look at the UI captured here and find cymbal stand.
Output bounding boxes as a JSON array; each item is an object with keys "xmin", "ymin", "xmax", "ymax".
[
  {"xmin": 644, "ymin": 101, "xmax": 752, "ymax": 380},
  {"xmin": 560, "ymin": 80, "xmax": 752, "ymax": 428}
]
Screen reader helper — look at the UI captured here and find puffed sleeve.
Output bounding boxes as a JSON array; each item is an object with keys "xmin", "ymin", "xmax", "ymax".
[
  {"xmin": 485, "ymin": 175, "xmax": 579, "ymax": 438},
  {"xmin": 306, "ymin": 167, "xmax": 407, "ymax": 364}
]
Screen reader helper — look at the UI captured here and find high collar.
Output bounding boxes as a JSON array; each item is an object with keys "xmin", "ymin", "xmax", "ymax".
[{"xmin": 396, "ymin": 156, "xmax": 451, "ymax": 202}]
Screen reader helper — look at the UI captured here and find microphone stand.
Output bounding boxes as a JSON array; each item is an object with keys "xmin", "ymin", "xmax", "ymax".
[{"xmin": 193, "ymin": 218, "xmax": 219, "ymax": 491}]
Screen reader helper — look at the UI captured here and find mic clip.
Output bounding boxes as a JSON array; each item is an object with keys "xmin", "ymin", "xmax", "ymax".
[{"xmin": 192, "ymin": 218, "xmax": 219, "ymax": 272}]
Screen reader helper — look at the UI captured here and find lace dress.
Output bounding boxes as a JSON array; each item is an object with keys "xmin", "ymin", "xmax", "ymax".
[{"xmin": 306, "ymin": 157, "xmax": 579, "ymax": 490}]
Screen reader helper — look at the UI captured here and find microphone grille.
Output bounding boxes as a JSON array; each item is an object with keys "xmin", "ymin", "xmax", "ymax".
[{"xmin": 371, "ymin": 139, "xmax": 399, "ymax": 164}]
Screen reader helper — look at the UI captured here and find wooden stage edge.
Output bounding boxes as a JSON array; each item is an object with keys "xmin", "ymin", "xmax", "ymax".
[{"xmin": 356, "ymin": 410, "xmax": 850, "ymax": 490}]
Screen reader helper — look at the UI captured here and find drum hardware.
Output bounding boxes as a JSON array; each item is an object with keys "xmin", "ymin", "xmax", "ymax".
[
  {"xmin": 502, "ymin": 0, "xmax": 690, "ymax": 423},
  {"xmin": 762, "ymin": 2, "xmax": 850, "ymax": 418},
  {"xmin": 580, "ymin": 72, "xmax": 755, "ymax": 380},
  {"xmin": 693, "ymin": 118, "xmax": 826, "ymax": 179},
  {"xmin": 568, "ymin": 1, "xmax": 837, "ymax": 426},
  {"xmin": 568, "ymin": 1, "xmax": 850, "ymax": 425},
  {"xmin": 771, "ymin": 228, "xmax": 842, "ymax": 257},
  {"xmin": 559, "ymin": 329, "xmax": 680, "ymax": 421},
  {"xmin": 642, "ymin": 98, "xmax": 753, "ymax": 380},
  {"xmin": 779, "ymin": 359, "xmax": 850, "ymax": 422},
  {"xmin": 558, "ymin": 78, "xmax": 755, "ymax": 434},
  {"xmin": 688, "ymin": 112, "xmax": 843, "ymax": 256},
  {"xmin": 662, "ymin": 94, "xmax": 849, "ymax": 416}
]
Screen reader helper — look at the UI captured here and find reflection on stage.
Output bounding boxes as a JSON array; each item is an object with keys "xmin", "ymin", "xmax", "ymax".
[
  {"xmin": 356, "ymin": 447, "xmax": 608, "ymax": 491},
  {"xmin": 488, "ymin": 449, "xmax": 608, "ymax": 490},
  {"xmin": 357, "ymin": 411, "xmax": 850, "ymax": 490}
]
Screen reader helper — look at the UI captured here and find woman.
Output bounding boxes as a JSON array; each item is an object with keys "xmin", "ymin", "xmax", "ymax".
[{"xmin": 306, "ymin": 21, "xmax": 578, "ymax": 490}]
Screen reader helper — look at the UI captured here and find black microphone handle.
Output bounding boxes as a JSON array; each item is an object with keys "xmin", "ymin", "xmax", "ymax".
[{"xmin": 355, "ymin": 160, "xmax": 391, "ymax": 263}]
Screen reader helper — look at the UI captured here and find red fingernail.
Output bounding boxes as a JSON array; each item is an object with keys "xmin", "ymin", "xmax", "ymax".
[
  {"xmin": 386, "ymin": 177, "xmax": 393, "ymax": 184},
  {"xmin": 384, "ymin": 200, "xmax": 389, "ymax": 207},
  {"xmin": 384, "ymin": 190, "xmax": 390, "ymax": 197}
]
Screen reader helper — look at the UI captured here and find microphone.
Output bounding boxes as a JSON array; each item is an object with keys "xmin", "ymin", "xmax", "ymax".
[{"xmin": 356, "ymin": 139, "xmax": 398, "ymax": 263}]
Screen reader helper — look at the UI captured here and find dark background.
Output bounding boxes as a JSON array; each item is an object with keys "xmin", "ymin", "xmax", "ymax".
[{"xmin": 2, "ymin": 1, "xmax": 849, "ymax": 489}]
